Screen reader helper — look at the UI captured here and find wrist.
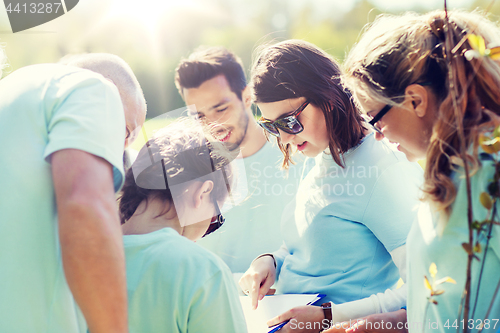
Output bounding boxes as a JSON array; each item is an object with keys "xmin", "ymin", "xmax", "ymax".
[
  {"xmin": 320, "ymin": 302, "xmax": 333, "ymax": 332},
  {"xmin": 253, "ymin": 253, "xmax": 277, "ymax": 268}
]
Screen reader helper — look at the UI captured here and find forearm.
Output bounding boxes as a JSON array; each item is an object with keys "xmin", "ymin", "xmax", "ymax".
[
  {"xmin": 332, "ymin": 285, "xmax": 407, "ymax": 324},
  {"xmin": 59, "ymin": 197, "xmax": 128, "ymax": 333},
  {"xmin": 272, "ymin": 242, "xmax": 289, "ymax": 276}
]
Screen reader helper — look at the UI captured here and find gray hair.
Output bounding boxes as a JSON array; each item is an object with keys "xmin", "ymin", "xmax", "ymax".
[{"xmin": 59, "ymin": 53, "xmax": 146, "ymax": 116}]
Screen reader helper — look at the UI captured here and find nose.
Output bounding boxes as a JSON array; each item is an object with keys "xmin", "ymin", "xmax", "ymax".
[
  {"xmin": 374, "ymin": 131, "xmax": 385, "ymax": 141},
  {"xmin": 279, "ymin": 130, "xmax": 295, "ymax": 145}
]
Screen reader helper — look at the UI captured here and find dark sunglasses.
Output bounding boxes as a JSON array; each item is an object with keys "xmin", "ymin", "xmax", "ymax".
[
  {"xmin": 366, "ymin": 104, "xmax": 393, "ymax": 135},
  {"xmin": 203, "ymin": 196, "xmax": 225, "ymax": 238},
  {"xmin": 257, "ymin": 100, "xmax": 310, "ymax": 137}
]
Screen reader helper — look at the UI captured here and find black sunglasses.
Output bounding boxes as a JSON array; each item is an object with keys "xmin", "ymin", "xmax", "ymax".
[
  {"xmin": 257, "ymin": 100, "xmax": 310, "ymax": 137},
  {"xmin": 367, "ymin": 104, "xmax": 393, "ymax": 134},
  {"xmin": 203, "ymin": 196, "xmax": 225, "ymax": 238}
]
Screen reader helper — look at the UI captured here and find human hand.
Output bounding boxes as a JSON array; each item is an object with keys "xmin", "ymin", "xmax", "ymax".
[
  {"xmin": 239, "ymin": 255, "xmax": 276, "ymax": 309},
  {"xmin": 267, "ymin": 305, "xmax": 326, "ymax": 333},
  {"xmin": 323, "ymin": 310, "xmax": 407, "ymax": 333}
]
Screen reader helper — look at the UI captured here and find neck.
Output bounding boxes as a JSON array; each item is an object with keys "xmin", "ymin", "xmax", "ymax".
[
  {"xmin": 122, "ymin": 199, "xmax": 180, "ymax": 235},
  {"xmin": 238, "ymin": 110, "xmax": 267, "ymax": 158}
]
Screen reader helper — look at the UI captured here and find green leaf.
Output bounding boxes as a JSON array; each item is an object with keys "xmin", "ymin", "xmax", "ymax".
[
  {"xmin": 435, "ymin": 276, "xmax": 457, "ymax": 285},
  {"xmin": 468, "ymin": 34, "xmax": 486, "ymax": 55},
  {"xmin": 429, "ymin": 263, "xmax": 437, "ymax": 279},
  {"xmin": 462, "ymin": 242, "xmax": 473, "ymax": 255},
  {"xmin": 424, "ymin": 275, "xmax": 432, "ymax": 291},
  {"xmin": 488, "ymin": 46, "xmax": 500, "ymax": 60},
  {"xmin": 480, "ymin": 136, "xmax": 500, "ymax": 154},
  {"xmin": 432, "ymin": 289, "xmax": 445, "ymax": 296},
  {"xmin": 472, "ymin": 221, "xmax": 482, "ymax": 230},
  {"xmin": 474, "ymin": 242, "xmax": 482, "ymax": 253},
  {"xmin": 480, "ymin": 192, "xmax": 494, "ymax": 210},
  {"xmin": 493, "ymin": 125, "xmax": 500, "ymax": 138}
]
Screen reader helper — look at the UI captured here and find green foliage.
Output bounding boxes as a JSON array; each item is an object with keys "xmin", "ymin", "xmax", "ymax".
[{"xmin": 1, "ymin": 0, "xmax": 489, "ymax": 118}]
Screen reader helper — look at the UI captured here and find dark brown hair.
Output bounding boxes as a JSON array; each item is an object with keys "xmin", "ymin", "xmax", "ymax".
[
  {"xmin": 118, "ymin": 120, "xmax": 233, "ymax": 224},
  {"xmin": 175, "ymin": 46, "xmax": 247, "ymax": 100},
  {"xmin": 251, "ymin": 40, "xmax": 364, "ymax": 168}
]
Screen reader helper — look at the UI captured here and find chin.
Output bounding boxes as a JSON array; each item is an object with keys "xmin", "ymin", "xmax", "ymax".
[
  {"xmin": 400, "ymin": 148, "xmax": 420, "ymax": 162},
  {"xmin": 301, "ymin": 148, "xmax": 320, "ymax": 158}
]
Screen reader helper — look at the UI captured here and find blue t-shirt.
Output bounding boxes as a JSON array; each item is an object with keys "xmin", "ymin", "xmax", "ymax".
[
  {"xmin": 124, "ymin": 228, "xmax": 247, "ymax": 333},
  {"xmin": 197, "ymin": 141, "xmax": 302, "ymax": 272},
  {"xmin": 274, "ymin": 134, "xmax": 423, "ymax": 304},
  {"xmin": 407, "ymin": 151, "xmax": 500, "ymax": 333},
  {"xmin": 0, "ymin": 64, "xmax": 125, "ymax": 333}
]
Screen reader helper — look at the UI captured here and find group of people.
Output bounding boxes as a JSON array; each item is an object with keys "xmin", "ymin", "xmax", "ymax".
[{"xmin": 0, "ymin": 8, "xmax": 499, "ymax": 333}]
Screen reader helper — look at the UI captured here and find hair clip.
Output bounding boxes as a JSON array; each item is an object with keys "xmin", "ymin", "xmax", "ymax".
[
  {"xmin": 429, "ymin": 17, "xmax": 446, "ymax": 42},
  {"xmin": 464, "ymin": 34, "xmax": 500, "ymax": 61}
]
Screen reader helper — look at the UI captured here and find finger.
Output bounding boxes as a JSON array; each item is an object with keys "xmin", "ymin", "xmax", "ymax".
[
  {"xmin": 250, "ymin": 279, "xmax": 261, "ymax": 310},
  {"xmin": 267, "ymin": 310, "xmax": 292, "ymax": 327},
  {"xmin": 323, "ymin": 320, "xmax": 356, "ymax": 333},
  {"xmin": 323, "ymin": 325, "xmax": 347, "ymax": 333},
  {"xmin": 272, "ymin": 320, "xmax": 295, "ymax": 333},
  {"xmin": 238, "ymin": 273, "xmax": 252, "ymax": 291},
  {"xmin": 346, "ymin": 320, "xmax": 365, "ymax": 333}
]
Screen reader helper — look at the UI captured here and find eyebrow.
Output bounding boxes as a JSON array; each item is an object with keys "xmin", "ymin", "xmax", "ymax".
[
  {"xmin": 210, "ymin": 100, "xmax": 228, "ymax": 110},
  {"xmin": 275, "ymin": 101, "xmax": 307, "ymax": 120},
  {"xmin": 188, "ymin": 98, "xmax": 231, "ymax": 116}
]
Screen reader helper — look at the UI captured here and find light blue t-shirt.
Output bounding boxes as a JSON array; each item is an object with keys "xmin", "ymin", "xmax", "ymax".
[
  {"xmin": 407, "ymin": 152, "xmax": 500, "ymax": 333},
  {"xmin": 124, "ymin": 227, "xmax": 247, "ymax": 333},
  {"xmin": 197, "ymin": 141, "xmax": 302, "ymax": 273},
  {"xmin": 0, "ymin": 64, "xmax": 126, "ymax": 333},
  {"xmin": 274, "ymin": 133, "xmax": 423, "ymax": 304}
]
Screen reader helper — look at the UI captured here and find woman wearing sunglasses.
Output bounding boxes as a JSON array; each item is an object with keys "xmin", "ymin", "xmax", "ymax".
[
  {"xmin": 118, "ymin": 120, "xmax": 247, "ymax": 333},
  {"xmin": 340, "ymin": 10, "xmax": 500, "ymax": 332},
  {"xmin": 238, "ymin": 40, "xmax": 423, "ymax": 332}
]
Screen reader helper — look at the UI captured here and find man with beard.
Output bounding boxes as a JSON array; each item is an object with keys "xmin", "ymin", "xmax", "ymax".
[{"xmin": 175, "ymin": 47, "xmax": 301, "ymax": 273}]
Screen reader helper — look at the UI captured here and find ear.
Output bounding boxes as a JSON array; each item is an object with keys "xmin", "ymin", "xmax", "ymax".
[
  {"xmin": 241, "ymin": 86, "xmax": 252, "ymax": 110},
  {"xmin": 193, "ymin": 180, "xmax": 214, "ymax": 209},
  {"xmin": 404, "ymin": 84, "xmax": 429, "ymax": 118}
]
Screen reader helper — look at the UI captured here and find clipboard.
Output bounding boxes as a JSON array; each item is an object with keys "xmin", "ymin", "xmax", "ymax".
[{"xmin": 239, "ymin": 294, "xmax": 325, "ymax": 333}]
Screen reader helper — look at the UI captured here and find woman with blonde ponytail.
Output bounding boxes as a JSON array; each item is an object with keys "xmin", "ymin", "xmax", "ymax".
[{"xmin": 341, "ymin": 9, "xmax": 500, "ymax": 333}]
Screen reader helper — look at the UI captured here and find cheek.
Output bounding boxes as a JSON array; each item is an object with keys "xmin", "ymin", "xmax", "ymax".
[{"xmin": 307, "ymin": 110, "xmax": 329, "ymax": 146}]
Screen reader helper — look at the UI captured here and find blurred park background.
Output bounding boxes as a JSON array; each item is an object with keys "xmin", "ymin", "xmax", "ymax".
[{"xmin": 1, "ymin": 0, "xmax": 499, "ymax": 120}]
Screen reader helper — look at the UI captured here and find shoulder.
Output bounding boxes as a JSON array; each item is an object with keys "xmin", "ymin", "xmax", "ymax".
[
  {"xmin": 133, "ymin": 229, "xmax": 233, "ymax": 279},
  {"xmin": 354, "ymin": 134, "xmax": 412, "ymax": 169},
  {"xmin": 343, "ymin": 134, "xmax": 422, "ymax": 189},
  {"xmin": 5, "ymin": 63, "xmax": 107, "ymax": 86},
  {"xmin": 246, "ymin": 140, "xmax": 282, "ymax": 163},
  {"xmin": 250, "ymin": 140, "xmax": 304, "ymax": 172},
  {"xmin": 49, "ymin": 65, "xmax": 119, "ymax": 99},
  {"xmin": 0, "ymin": 64, "xmax": 116, "ymax": 101}
]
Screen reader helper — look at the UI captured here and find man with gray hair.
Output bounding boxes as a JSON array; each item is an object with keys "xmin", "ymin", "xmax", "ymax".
[{"xmin": 0, "ymin": 53, "xmax": 146, "ymax": 333}]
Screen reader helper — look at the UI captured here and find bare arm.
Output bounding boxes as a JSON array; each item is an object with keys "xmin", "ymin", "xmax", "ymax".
[{"xmin": 52, "ymin": 149, "xmax": 127, "ymax": 333}]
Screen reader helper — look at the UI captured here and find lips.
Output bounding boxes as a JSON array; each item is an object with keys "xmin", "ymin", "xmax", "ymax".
[
  {"xmin": 215, "ymin": 130, "xmax": 231, "ymax": 142},
  {"xmin": 297, "ymin": 141, "xmax": 308, "ymax": 151}
]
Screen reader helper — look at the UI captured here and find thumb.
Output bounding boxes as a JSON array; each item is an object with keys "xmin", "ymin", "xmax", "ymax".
[{"xmin": 346, "ymin": 319, "xmax": 366, "ymax": 333}]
